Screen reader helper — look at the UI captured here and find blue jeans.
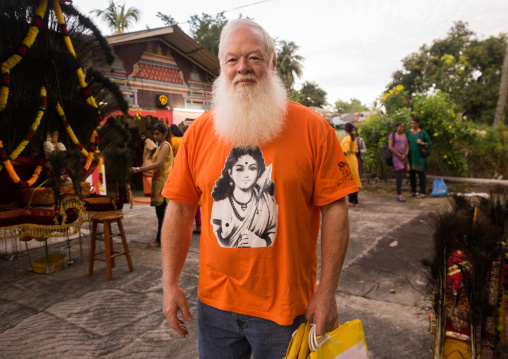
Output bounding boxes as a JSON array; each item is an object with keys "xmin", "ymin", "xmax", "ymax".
[{"xmin": 197, "ymin": 299, "xmax": 306, "ymax": 359}]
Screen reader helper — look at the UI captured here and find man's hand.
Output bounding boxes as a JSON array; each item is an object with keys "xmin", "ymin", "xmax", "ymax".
[
  {"xmin": 163, "ymin": 284, "xmax": 193, "ymax": 338},
  {"xmin": 304, "ymin": 288, "xmax": 339, "ymax": 336}
]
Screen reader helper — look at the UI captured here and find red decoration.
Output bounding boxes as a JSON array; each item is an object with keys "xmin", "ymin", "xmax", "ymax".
[{"xmin": 32, "ymin": 16, "xmax": 42, "ymax": 27}]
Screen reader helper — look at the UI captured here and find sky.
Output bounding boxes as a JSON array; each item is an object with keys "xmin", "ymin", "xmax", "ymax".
[{"xmin": 75, "ymin": 0, "xmax": 508, "ymax": 109}]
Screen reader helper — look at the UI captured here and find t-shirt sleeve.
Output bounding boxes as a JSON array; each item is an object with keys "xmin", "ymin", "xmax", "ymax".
[
  {"xmin": 312, "ymin": 128, "xmax": 358, "ymax": 206},
  {"xmin": 161, "ymin": 132, "xmax": 201, "ymax": 204}
]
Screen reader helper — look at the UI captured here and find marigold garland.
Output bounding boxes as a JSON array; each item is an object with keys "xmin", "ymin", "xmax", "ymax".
[
  {"xmin": 56, "ymin": 101, "xmax": 88, "ymax": 157},
  {"xmin": 53, "ymin": 0, "xmax": 99, "ymax": 110},
  {"xmin": 57, "ymin": 101, "xmax": 100, "ymax": 171},
  {"xmin": 54, "ymin": 0, "xmax": 105, "ymax": 172},
  {"xmin": 0, "ymin": 0, "xmax": 48, "ymax": 111},
  {"xmin": 0, "ymin": 86, "xmax": 47, "ymax": 172},
  {"xmin": 2, "ymin": 1, "xmax": 105, "ymax": 177},
  {"xmin": 0, "ymin": 141, "xmax": 44, "ymax": 187}
]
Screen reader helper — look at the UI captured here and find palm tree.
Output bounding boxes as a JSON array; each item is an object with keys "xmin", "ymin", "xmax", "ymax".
[
  {"xmin": 91, "ymin": 0, "xmax": 141, "ymax": 34},
  {"xmin": 276, "ymin": 40, "xmax": 304, "ymax": 91}
]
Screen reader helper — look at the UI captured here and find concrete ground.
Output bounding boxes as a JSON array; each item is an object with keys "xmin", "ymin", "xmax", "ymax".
[{"xmin": 0, "ymin": 184, "xmax": 504, "ymax": 358}]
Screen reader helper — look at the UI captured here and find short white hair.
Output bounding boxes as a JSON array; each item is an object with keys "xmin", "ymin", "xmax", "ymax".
[{"xmin": 218, "ymin": 19, "xmax": 276, "ymax": 63}]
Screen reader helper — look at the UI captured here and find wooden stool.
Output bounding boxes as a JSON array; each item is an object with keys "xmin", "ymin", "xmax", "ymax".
[{"xmin": 88, "ymin": 213, "xmax": 134, "ymax": 280}]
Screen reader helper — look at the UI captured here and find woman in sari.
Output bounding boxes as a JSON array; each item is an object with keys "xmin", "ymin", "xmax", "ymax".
[
  {"xmin": 341, "ymin": 123, "xmax": 362, "ymax": 207},
  {"xmin": 210, "ymin": 146, "xmax": 278, "ymax": 248}
]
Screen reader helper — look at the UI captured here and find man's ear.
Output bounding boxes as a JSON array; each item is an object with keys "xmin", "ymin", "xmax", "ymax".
[{"xmin": 271, "ymin": 54, "xmax": 277, "ymax": 72}]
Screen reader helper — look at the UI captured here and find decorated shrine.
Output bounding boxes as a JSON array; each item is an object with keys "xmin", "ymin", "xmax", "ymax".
[
  {"xmin": 428, "ymin": 195, "xmax": 508, "ymax": 358},
  {"xmin": 0, "ymin": 0, "xmax": 131, "ymax": 254}
]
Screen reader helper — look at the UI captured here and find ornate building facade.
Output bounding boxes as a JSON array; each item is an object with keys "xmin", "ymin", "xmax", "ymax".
[{"xmin": 104, "ymin": 26, "xmax": 219, "ymax": 131}]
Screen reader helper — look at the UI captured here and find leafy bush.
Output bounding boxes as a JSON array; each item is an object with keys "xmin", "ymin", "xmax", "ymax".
[
  {"xmin": 412, "ymin": 92, "xmax": 469, "ymax": 175},
  {"xmin": 466, "ymin": 124, "xmax": 507, "ymax": 178}
]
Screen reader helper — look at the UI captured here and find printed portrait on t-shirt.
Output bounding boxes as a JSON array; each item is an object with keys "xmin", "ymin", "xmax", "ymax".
[{"xmin": 210, "ymin": 146, "xmax": 278, "ymax": 248}]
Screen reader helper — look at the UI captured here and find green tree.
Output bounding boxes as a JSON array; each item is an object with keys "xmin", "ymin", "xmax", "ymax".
[
  {"xmin": 91, "ymin": 0, "xmax": 141, "ymax": 34},
  {"xmin": 287, "ymin": 89, "xmax": 305, "ymax": 103},
  {"xmin": 298, "ymin": 81, "xmax": 327, "ymax": 108},
  {"xmin": 276, "ymin": 40, "xmax": 304, "ymax": 90},
  {"xmin": 188, "ymin": 12, "xmax": 228, "ymax": 57},
  {"xmin": 156, "ymin": 11, "xmax": 177, "ymax": 26},
  {"xmin": 386, "ymin": 21, "xmax": 507, "ymax": 124},
  {"xmin": 334, "ymin": 98, "xmax": 368, "ymax": 114}
]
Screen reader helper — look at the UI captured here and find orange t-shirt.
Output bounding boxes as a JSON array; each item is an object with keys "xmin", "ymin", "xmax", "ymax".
[{"xmin": 162, "ymin": 101, "xmax": 358, "ymax": 325}]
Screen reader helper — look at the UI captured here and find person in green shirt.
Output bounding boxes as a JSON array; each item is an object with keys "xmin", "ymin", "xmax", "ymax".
[{"xmin": 406, "ymin": 117, "xmax": 432, "ymax": 198}]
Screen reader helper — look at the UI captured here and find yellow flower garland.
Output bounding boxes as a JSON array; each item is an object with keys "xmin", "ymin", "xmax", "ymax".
[
  {"xmin": 0, "ymin": 141, "xmax": 43, "ymax": 187},
  {"xmin": 0, "ymin": 0, "xmax": 48, "ymax": 111},
  {"xmin": 0, "ymin": 86, "xmax": 47, "ymax": 171},
  {"xmin": 56, "ymin": 101, "xmax": 89, "ymax": 157},
  {"xmin": 0, "ymin": 86, "xmax": 47, "ymax": 172},
  {"xmin": 54, "ymin": 0, "xmax": 105, "ymax": 172},
  {"xmin": 53, "ymin": 0, "xmax": 98, "ymax": 109},
  {"xmin": 2, "ymin": 1, "xmax": 105, "ymax": 177}
]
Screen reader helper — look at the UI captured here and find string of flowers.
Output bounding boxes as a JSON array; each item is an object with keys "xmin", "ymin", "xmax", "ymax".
[
  {"xmin": 0, "ymin": 86, "xmax": 47, "ymax": 172},
  {"xmin": 54, "ymin": 0, "xmax": 105, "ymax": 173},
  {"xmin": 53, "ymin": 0, "xmax": 104, "ymax": 127},
  {"xmin": 88, "ymin": 129, "xmax": 99, "ymax": 154},
  {"xmin": 56, "ymin": 101, "xmax": 98, "ymax": 171},
  {"xmin": 0, "ymin": 141, "xmax": 44, "ymax": 188},
  {"xmin": 0, "ymin": 0, "xmax": 48, "ymax": 111},
  {"xmin": 56, "ymin": 101, "xmax": 88, "ymax": 157}
]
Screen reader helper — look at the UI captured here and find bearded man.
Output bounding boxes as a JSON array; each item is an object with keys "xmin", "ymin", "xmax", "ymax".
[{"xmin": 161, "ymin": 19, "xmax": 358, "ymax": 358}]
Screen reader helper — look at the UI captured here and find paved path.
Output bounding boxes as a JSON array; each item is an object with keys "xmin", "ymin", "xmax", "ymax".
[{"xmin": 0, "ymin": 193, "xmax": 502, "ymax": 358}]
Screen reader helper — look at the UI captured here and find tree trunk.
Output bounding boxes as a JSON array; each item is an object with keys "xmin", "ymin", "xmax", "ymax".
[{"xmin": 493, "ymin": 42, "xmax": 508, "ymax": 127}]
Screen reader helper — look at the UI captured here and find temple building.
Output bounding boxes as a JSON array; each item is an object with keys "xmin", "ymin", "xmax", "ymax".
[{"xmin": 104, "ymin": 25, "xmax": 220, "ymax": 134}]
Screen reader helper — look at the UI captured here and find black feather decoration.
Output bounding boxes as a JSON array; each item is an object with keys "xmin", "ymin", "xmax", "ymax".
[
  {"xmin": 85, "ymin": 68, "xmax": 129, "ymax": 114},
  {"xmin": 67, "ymin": 149, "xmax": 83, "ymax": 199},
  {"xmin": 60, "ymin": 2, "xmax": 115, "ymax": 65}
]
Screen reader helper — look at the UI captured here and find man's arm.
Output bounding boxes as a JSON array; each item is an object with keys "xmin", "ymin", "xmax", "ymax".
[
  {"xmin": 161, "ymin": 200, "xmax": 198, "ymax": 338},
  {"xmin": 305, "ymin": 197, "xmax": 349, "ymax": 335}
]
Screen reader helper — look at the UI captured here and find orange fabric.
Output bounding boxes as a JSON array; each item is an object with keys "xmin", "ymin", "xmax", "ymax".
[
  {"xmin": 435, "ymin": 338, "xmax": 486, "ymax": 358},
  {"xmin": 162, "ymin": 101, "xmax": 358, "ymax": 325},
  {"xmin": 172, "ymin": 136, "xmax": 182, "ymax": 156},
  {"xmin": 142, "ymin": 172, "xmax": 152, "ymax": 195}
]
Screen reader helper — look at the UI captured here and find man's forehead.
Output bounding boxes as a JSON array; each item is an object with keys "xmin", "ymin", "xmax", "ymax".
[{"xmin": 222, "ymin": 26, "xmax": 266, "ymax": 52}]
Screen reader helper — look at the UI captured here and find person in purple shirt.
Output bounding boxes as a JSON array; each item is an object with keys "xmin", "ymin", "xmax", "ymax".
[{"xmin": 388, "ymin": 122, "xmax": 409, "ymax": 202}]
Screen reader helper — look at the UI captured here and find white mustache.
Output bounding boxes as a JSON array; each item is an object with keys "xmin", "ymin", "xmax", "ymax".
[{"xmin": 233, "ymin": 74, "xmax": 257, "ymax": 84}]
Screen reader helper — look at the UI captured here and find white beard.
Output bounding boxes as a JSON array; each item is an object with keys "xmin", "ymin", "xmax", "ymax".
[{"xmin": 212, "ymin": 71, "xmax": 288, "ymax": 147}]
